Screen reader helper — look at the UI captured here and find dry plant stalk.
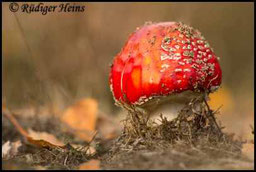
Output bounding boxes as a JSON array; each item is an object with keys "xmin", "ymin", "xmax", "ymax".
[{"xmin": 113, "ymin": 97, "xmax": 237, "ymax": 152}]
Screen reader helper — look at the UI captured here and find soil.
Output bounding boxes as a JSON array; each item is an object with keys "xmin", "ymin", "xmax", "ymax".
[{"xmin": 2, "ymin": 100, "xmax": 254, "ymax": 170}]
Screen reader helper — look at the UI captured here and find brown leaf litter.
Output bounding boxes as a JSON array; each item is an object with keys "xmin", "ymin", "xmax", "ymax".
[
  {"xmin": 79, "ymin": 159, "xmax": 101, "ymax": 170},
  {"xmin": 61, "ymin": 98, "xmax": 98, "ymax": 142},
  {"xmin": 2, "ymin": 104, "xmax": 97, "ymax": 169},
  {"xmin": 2, "ymin": 97, "xmax": 254, "ymax": 170}
]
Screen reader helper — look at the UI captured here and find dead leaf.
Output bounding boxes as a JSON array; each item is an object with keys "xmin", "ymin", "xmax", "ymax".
[
  {"xmin": 71, "ymin": 144, "xmax": 96, "ymax": 155},
  {"xmin": 3, "ymin": 106, "xmax": 65, "ymax": 149},
  {"xmin": 209, "ymin": 85, "xmax": 234, "ymax": 112},
  {"xmin": 79, "ymin": 159, "xmax": 100, "ymax": 170},
  {"xmin": 86, "ymin": 146, "xmax": 96, "ymax": 155},
  {"xmin": 2, "ymin": 141, "xmax": 11, "ymax": 158},
  {"xmin": 242, "ymin": 143, "xmax": 254, "ymax": 161},
  {"xmin": 61, "ymin": 98, "xmax": 98, "ymax": 141},
  {"xmin": 2, "ymin": 140, "xmax": 22, "ymax": 159},
  {"xmin": 28, "ymin": 129, "xmax": 64, "ymax": 147}
]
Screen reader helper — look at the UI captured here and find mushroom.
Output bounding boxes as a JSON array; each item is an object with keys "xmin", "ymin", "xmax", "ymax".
[{"xmin": 109, "ymin": 22, "xmax": 222, "ymax": 123}]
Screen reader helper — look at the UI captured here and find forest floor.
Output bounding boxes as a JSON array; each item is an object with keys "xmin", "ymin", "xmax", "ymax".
[{"xmin": 2, "ymin": 99, "xmax": 254, "ymax": 170}]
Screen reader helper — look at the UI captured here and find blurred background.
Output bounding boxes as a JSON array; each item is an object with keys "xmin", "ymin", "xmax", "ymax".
[{"xmin": 2, "ymin": 2, "xmax": 254, "ymax": 139}]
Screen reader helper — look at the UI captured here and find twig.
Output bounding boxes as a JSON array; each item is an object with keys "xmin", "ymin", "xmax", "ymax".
[
  {"xmin": 45, "ymin": 148, "xmax": 57, "ymax": 157},
  {"xmin": 81, "ymin": 131, "xmax": 98, "ymax": 154},
  {"xmin": 124, "ymin": 135, "xmax": 132, "ymax": 147},
  {"xmin": 13, "ymin": 11, "xmax": 49, "ymax": 82},
  {"xmin": 2, "ymin": 105, "xmax": 30, "ymax": 138},
  {"xmin": 64, "ymin": 155, "xmax": 69, "ymax": 166},
  {"xmin": 203, "ymin": 98, "xmax": 223, "ymax": 136},
  {"xmin": 249, "ymin": 124, "xmax": 254, "ymax": 135},
  {"xmin": 213, "ymin": 104, "xmax": 223, "ymax": 114}
]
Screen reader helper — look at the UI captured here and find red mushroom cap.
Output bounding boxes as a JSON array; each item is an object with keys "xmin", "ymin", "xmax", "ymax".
[{"xmin": 109, "ymin": 22, "xmax": 222, "ymax": 106}]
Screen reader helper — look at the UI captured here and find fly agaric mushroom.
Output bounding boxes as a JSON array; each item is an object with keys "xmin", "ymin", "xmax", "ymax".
[{"xmin": 109, "ymin": 22, "xmax": 222, "ymax": 122}]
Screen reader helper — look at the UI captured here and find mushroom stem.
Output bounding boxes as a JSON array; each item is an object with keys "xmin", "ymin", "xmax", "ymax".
[{"xmin": 140, "ymin": 91, "xmax": 205, "ymax": 124}]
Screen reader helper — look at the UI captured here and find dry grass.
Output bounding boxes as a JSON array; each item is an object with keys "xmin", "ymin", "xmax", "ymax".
[
  {"xmin": 2, "ymin": 98, "xmax": 254, "ymax": 170},
  {"xmin": 101, "ymin": 98, "xmax": 252, "ymax": 170}
]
